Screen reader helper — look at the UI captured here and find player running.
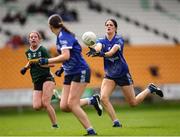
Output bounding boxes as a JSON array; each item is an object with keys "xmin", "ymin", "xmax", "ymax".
[
  {"xmin": 38, "ymin": 14, "xmax": 102, "ymax": 136},
  {"xmin": 86, "ymin": 18, "xmax": 164, "ymax": 127},
  {"xmin": 20, "ymin": 31, "xmax": 59, "ymax": 128}
]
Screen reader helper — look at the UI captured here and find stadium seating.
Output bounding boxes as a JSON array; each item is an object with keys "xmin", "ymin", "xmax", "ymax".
[
  {"xmin": 0, "ymin": 0, "xmax": 180, "ymax": 48},
  {"xmin": 91, "ymin": 0, "xmax": 180, "ymax": 44}
]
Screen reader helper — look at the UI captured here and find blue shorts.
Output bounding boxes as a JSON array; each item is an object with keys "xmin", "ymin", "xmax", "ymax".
[
  {"xmin": 105, "ymin": 73, "xmax": 133, "ymax": 86},
  {"xmin": 64, "ymin": 69, "xmax": 91, "ymax": 85}
]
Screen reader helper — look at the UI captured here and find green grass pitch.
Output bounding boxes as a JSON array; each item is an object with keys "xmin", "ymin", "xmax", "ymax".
[{"xmin": 0, "ymin": 102, "xmax": 180, "ymax": 136}]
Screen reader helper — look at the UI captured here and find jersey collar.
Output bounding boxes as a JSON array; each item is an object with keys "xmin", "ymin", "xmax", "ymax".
[
  {"xmin": 30, "ymin": 45, "xmax": 41, "ymax": 52},
  {"xmin": 105, "ymin": 34, "xmax": 116, "ymax": 43}
]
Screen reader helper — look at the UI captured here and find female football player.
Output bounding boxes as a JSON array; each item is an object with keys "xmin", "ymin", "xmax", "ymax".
[
  {"xmin": 20, "ymin": 31, "xmax": 58, "ymax": 128},
  {"xmin": 38, "ymin": 14, "xmax": 102, "ymax": 135},
  {"xmin": 86, "ymin": 18, "xmax": 164, "ymax": 127}
]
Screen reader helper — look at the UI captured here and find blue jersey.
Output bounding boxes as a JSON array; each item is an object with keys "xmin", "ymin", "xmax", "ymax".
[
  {"xmin": 97, "ymin": 34, "xmax": 129, "ymax": 78},
  {"xmin": 56, "ymin": 29, "xmax": 89, "ymax": 75}
]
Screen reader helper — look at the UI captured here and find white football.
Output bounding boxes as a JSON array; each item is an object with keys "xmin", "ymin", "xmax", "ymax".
[{"xmin": 82, "ymin": 31, "xmax": 97, "ymax": 47}]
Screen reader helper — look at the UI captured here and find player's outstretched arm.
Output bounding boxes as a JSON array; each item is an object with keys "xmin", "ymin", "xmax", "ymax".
[
  {"xmin": 40, "ymin": 64, "xmax": 55, "ymax": 68},
  {"xmin": 104, "ymin": 44, "xmax": 120, "ymax": 57}
]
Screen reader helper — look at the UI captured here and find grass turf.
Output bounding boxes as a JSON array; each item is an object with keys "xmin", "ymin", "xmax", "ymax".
[{"xmin": 0, "ymin": 102, "xmax": 180, "ymax": 136}]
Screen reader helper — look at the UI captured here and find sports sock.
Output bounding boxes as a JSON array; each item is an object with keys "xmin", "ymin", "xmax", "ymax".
[
  {"xmin": 86, "ymin": 97, "xmax": 92, "ymax": 105},
  {"xmin": 113, "ymin": 119, "xmax": 120, "ymax": 125},
  {"xmin": 89, "ymin": 96, "xmax": 95, "ymax": 105}
]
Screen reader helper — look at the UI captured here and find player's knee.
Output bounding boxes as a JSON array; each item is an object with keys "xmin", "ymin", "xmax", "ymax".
[
  {"xmin": 42, "ymin": 101, "xmax": 50, "ymax": 108},
  {"xmin": 60, "ymin": 104, "xmax": 70, "ymax": 112},
  {"xmin": 33, "ymin": 104, "xmax": 42, "ymax": 110},
  {"xmin": 67, "ymin": 100, "xmax": 74, "ymax": 110},
  {"xmin": 101, "ymin": 95, "xmax": 109, "ymax": 106},
  {"xmin": 128, "ymin": 100, "xmax": 137, "ymax": 107},
  {"xmin": 67, "ymin": 100, "xmax": 78, "ymax": 112}
]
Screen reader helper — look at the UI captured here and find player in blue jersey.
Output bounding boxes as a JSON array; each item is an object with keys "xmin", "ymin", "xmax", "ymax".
[
  {"xmin": 38, "ymin": 14, "xmax": 102, "ymax": 136},
  {"xmin": 86, "ymin": 19, "xmax": 164, "ymax": 127}
]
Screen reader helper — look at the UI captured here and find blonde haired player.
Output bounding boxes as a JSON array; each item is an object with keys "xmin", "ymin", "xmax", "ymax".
[{"xmin": 20, "ymin": 31, "xmax": 59, "ymax": 128}]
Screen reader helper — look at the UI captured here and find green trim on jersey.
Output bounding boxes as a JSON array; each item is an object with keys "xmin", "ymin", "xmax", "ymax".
[{"xmin": 25, "ymin": 46, "xmax": 53, "ymax": 83}]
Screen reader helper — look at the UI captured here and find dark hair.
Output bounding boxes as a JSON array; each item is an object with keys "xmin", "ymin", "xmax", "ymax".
[
  {"xmin": 48, "ymin": 14, "xmax": 75, "ymax": 36},
  {"xmin": 105, "ymin": 18, "xmax": 118, "ymax": 33}
]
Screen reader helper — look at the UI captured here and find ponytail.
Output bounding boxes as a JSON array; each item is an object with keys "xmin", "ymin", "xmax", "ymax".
[{"xmin": 48, "ymin": 14, "xmax": 75, "ymax": 36}]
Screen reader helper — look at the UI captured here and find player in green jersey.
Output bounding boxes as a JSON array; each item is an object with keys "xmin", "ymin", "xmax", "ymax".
[{"xmin": 20, "ymin": 31, "xmax": 58, "ymax": 128}]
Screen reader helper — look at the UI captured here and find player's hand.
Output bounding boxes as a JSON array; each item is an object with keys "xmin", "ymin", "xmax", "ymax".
[
  {"xmin": 20, "ymin": 67, "xmax": 27, "ymax": 75},
  {"xmin": 92, "ymin": 51, "xmax": 105, "ymax": 57},
  {"xmin": 86, "ymin": 47, "xmax": 105, "ymax": 57},
  {"xmin": 55, "ymin": 67, "xmax": 64, "ymax": 77},
  {"xmin": 86, "ymin": 47, "xmax": 97, "ymax": 57},
  {"xmin": 39, "ymin": 58, "xmax": 48, "ymax": 65}
]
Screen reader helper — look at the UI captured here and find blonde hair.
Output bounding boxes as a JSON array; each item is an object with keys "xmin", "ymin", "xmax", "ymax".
[{"xmin": 28, "ymin": 31, "xmax": 42, "ymax": 40}]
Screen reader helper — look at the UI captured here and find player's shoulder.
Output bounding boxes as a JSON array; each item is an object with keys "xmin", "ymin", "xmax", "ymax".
[
  {"xmin": 60, "ymin": 29, "xmax": 72, "ymax": 38},
  {"xmin": 58, "ymin": 31, "xmax": 74, "ymax": 43},
  {"xmin": 39, "ymin": 45, "xmax": 46, "ymax": 49},
  {"xmin": 115, "ymin": 34, "xmax": 124, "ymax": 40},
  {"xmin": 115, "ymin": 34, "xmax": 124, "ymax": 45},
  {"xmin": 97, "ymin": 35, "xmax": 106, "ymax": 42},
  {"xmin": 39, "ymin": 45, "xmax": 49, "ymax": 52},
  {"xmin": 25, "ymin": 48, "xmax": 31, "ymax": 54}
]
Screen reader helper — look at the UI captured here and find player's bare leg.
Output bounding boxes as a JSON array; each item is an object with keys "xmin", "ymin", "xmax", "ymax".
[
  {"xmin": 42, "ymin": 81, "xmax": 58, "ymax": 128},
  {"xmin": 121, "ymin": 84, "xmax": 163, "ymax": 107},
  {"xmin": 68, "ymin": 82, "xmax": 97, "ymax": 135},
  {"xmin": 33, "ymin": 90, "xmax": 43, "ymax": 110},
  {"xmin": 55, "ymin": 87, "xmax": 102, "ymax": 116},
  {"xmin": 101, "ymin": 78, "xmax": 122, "ymax": 127}
]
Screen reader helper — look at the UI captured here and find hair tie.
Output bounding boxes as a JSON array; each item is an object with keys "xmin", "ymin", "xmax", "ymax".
[{"xmin": 59, "ymin": 22, "xmax": 63, "ymax": 26}]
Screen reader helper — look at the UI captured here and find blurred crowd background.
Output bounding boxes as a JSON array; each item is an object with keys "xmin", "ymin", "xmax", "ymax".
[{"xmin": 0, "ymin": 0, "xmax": 180, "ymax": 107}]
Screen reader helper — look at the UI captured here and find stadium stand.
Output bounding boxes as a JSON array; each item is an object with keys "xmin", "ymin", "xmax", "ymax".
[
  {"xmin": 0, "ymin": 0, "xmax": 180, "ymax": 48},
  {"xmin": 89, "ymin": 0, "xmax": 180, "ymax": 44}
]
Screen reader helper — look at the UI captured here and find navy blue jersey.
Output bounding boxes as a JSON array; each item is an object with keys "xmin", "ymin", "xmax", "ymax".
[
  {"xmin": 56, "ymin": 29, "xmax": 89, "ymax": 75},
  {"xmin": 97, "ymin": 34, "xmax": 129, "ymax": 78}
]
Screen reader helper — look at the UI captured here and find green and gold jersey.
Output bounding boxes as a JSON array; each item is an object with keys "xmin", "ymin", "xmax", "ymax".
[{"xmin": 25, "ymin": 45, "xmax": 52, "ymax": 83}]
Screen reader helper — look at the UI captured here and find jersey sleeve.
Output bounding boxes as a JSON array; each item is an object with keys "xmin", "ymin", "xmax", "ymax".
[
  {"xmin": 116, "ymin": 37, "xmax": 124, "ymax": 46},
  {"xmin": 58, "ymin": 33, "xmax": 74, "ymax": 50},
  {"xmin": 25, "ymin": 49, "xmax": 30, "ymax": 60},
  {"xmin": 25, "ymin": 51, "xmax": 28, "ymax": 58},
  {"xmin": 96, "ymin": 38, "xmax": 103, "ymax": 44},
  {"xmin": 114, "ymin": 36, "xmax": 124, "ymax": 52}
]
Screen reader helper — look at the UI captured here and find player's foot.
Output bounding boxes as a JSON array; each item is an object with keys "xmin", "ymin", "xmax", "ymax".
[
  {"xmin": 113, "ymin": 122, "xmax": 122, "ymax": 127},
  {"xmin": 91, "ymin": 94, "xmax": 103, "ymax": 116},
  {"xmin": 53, "ymin": 89, "xmax": 61, "ymax": 100},
  {"xmin": 52, "ymin": 124, "xmax": 59, "ymax": 129},
  {"xmin": 84, "ymin": 133, "xmax": 97, "ymax": 136},
  {"xmin": 148, "ymin": 83, "xmax": 163, "ymax": 97},
  {"xmin": 84, "ymin": 128, "xmax": 97, "ymax": 136}
]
